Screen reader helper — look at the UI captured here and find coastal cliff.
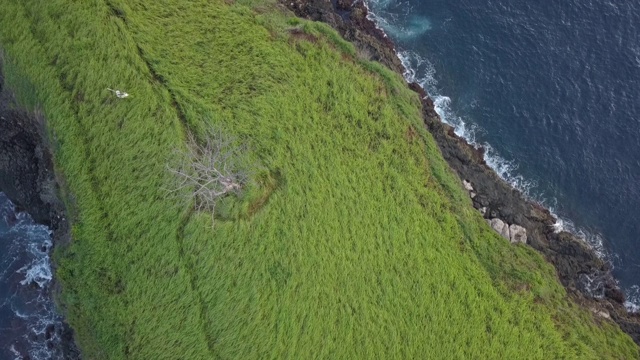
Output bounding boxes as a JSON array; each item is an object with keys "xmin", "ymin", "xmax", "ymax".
[
  {"xmin": 0, "ymin": 0, "xmax": 638, "ymax": 357},
  {"xmin": 283, "ymin": 0, "xmax": 640, "ymax": 344}
]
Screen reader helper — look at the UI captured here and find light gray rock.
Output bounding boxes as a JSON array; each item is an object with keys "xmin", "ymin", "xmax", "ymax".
[
  {"xmin": 591, "ymin": 308, "xmax": 611, "ymax": 319},
  {"xmin": 463, "ymin": 179, "xmax": 474, "ymax": 192},
  {"xmin": 479, "ymin": 207, "xmax": 487, "ymax": 216},
  {"xmin": 470, "ymin": 191, "xmax": 477, "ymax": 199},
  {"xmin": 509, "ymin": 224, "xmax": 527, "ymax": 244},
  {"xmin": 489, "ymin": 218, "xmax": 510, "ymax": 240}
]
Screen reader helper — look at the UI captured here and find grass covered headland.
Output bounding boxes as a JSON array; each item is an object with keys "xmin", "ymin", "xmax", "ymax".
[{"xmin": 0, "ymin": 0, "xmax": 638, "ymax": 358}]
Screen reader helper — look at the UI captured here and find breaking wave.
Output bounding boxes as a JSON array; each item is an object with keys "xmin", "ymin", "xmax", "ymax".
[
  {"xmin": 625, "ymin": 286, "xmax": 640, "ymax": 313},
  {"xmin": 397, "ymin": 49, "xmax": 539, "ymax": 198}
]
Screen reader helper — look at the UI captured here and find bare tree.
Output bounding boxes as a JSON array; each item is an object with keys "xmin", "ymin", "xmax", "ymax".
[{"xmin": 168, "ymin": 129, "xmax": 248, "ymax": 223}]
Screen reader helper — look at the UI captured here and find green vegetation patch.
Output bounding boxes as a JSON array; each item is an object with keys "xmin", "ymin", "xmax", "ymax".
[{"xmin": 0, "ymin": 0, "xmax": 637, "ymax": 358}]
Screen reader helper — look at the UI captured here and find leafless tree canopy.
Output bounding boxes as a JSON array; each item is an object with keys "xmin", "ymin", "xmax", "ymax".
[{"xmin": 168, "ymin": 130, "xmax": 248, "ymax": 220}]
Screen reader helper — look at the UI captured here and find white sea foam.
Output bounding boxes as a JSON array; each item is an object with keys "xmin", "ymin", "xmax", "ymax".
[
  {"xmin": 397, "ymin": 49, "xmax": 537, "ymax": 196},
  {"xmin": 624, "ymin": 285, "xmax": 640, "ymax": 313},
  {"xmin": 13, "ymin": 308, "xmax": 30, "ymax": 319},
  {"xmin": 363, "ymin": 0, "xmax": 640, "ymax": 311},
  {"xmin": 17, "ymin": 236, "xmax": 53, "ymax": 288},
  {"xmin": 551, "ymin": 217, "xmax": 640, "ymax": 310},
  {"xmin": 10, "ymin": 217, "xmax": 54, "ymax": 289},
  {"xmin": 9, "ymin": 345, "xmax": 21, "ymax": 360},
  {"xmin": 548, "ymin": 214, "xmax": 609, "ymax": 259},
  {"xmin": 1, "ymin": 193, "xmax": 64, "ymax": 360},
  {"xmin": 14, "ymin": 225, "xmax": 60, "ymax": 360},
  {"xmin": 363, "ymin": 0, "xmax": 393, "ymax": 38}
]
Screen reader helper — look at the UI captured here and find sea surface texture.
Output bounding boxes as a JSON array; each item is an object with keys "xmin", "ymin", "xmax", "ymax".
[
  {"xmin": 0, "ymin": 193, "xmax": 65, "ymax": 359},
  {"xmin": 366, "ymin": 0, "xmax": 640, "ymax": 310}
]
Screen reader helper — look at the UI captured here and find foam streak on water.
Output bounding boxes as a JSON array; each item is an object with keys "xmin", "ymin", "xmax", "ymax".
[
  {"xmin": 364, "ymin": 0, "xmax": 639, "ymax": 312},
  {"xmin": 392, "ymin": 31, "xmax": 538, "ymax": 198},
  {"xmin": 0, "ymin": 193, "xmax": 66, "ymax": 359}
]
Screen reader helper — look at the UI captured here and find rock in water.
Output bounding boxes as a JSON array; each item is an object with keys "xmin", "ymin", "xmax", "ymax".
[
  {"xmin": 509, "ymin": 224, "xmax": 527, "ymax": 244},
  {"xmin": 489, "ymin": 218, "xmax": 510, "ymax": 240}
]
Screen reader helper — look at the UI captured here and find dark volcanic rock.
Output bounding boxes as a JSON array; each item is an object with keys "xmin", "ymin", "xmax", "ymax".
[
  {"xmin": 335, "ymin": 0, "xmax": 354, "ymax": 11},
  {"xmin": 0, "ymin": 85, "xmax": 53, "ymax": 225}
]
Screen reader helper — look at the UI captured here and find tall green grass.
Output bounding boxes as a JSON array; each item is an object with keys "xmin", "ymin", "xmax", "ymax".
[{"xmin": 0, "ymin": 0, "xmax": 637, "ymax": 358}]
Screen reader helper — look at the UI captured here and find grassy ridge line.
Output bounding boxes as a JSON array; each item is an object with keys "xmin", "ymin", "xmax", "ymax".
[{"xmin": 0, "ymin": 0, "xmax": 637, "ymax": 358}]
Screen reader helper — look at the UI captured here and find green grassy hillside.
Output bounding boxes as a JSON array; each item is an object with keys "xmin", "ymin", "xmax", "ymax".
[{"xmin": 0, "ymin": 0, "xmax": 637, "ymax": 358}]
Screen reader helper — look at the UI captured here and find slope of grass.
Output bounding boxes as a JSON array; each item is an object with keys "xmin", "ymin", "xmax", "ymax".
[{"xmin": 0, "ymin": 0, "xmax": 637, "ymax": 358}]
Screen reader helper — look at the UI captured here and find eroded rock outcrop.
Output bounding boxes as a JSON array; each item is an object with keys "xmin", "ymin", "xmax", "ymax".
[
  {"xmin": 488, "ymin": 218, "xmax": 510, "ymax": 240},
  {"xmin": 509, "ymin": 224, "xmax": 527, "ymax": 244},
  {"xmin": 485, "ymin": 219, "xmax": 527, "ymax": 244}
]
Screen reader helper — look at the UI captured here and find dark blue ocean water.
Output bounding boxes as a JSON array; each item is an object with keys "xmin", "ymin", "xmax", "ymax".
[
  {"xmin": 0, "ymin": 193, "xmax": 65, "ymax": 360},
  {"xmin": 366, "ymin": 0, "xmax": 640, "ymax": 309}
]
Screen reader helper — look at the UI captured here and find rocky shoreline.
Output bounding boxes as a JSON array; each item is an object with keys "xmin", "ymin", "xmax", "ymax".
[
  {"xmin": 0, "ymin": 59, "xmax": 81, "ymax": 359},
  {"xmin": 283, "ymin": 0, "xmax": 640, "ymax": 345}
]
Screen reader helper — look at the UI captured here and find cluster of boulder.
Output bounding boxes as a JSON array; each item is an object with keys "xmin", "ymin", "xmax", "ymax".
[
  {"xmin": 486, "ymin": 218, "xmax": 527, "ymax": 244},
  {"xmin": 463, "ymin": 180, "xmax": 527, "ymax": 244}
]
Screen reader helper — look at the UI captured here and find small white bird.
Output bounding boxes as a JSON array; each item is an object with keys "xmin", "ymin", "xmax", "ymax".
[{"xmin": 107, "ymin": 88, "xmax": 130, "ymax": 99}]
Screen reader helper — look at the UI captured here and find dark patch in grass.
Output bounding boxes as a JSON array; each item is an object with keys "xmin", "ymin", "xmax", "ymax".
[
  {"xmin": 288, "ymin": 27, "xmax": 318, "ymax": 44},
  {"xmin": 74, "ymin": 90, "xmax": 84, "ymax": 103},
  {"xmin": 269, "ymin": 261, "xmax": 291, "ymax": 288},
  {"xmin": 107, "ymin": 3, "xmax": 127, "ymax": 24},
  {"xmin": 247, "ymin": 172, "xmax": 278, "ymax": 217},
  {"xmin": 406, "ymin": 125, "xmax": 417, "ymax": 143}
]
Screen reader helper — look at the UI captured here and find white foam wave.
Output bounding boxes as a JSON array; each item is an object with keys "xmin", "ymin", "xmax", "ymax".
[
  {"xmin": 17, "ymin": 236, "xmax": 53, "ymax": 288},
  {"xmin": 396, "ymin": 50, "xmax": 436, "ymax": 86},
  {"xmin": 624, "ymin": 285, "xmax": 640, "ymax": 313},
  {"xmin": 547, "ymin": 216, "xmax": 640, "ymax": 309},
  {"xmin": 363, "ymin": 0, "xmax": 393, "ymax": 39},
  {"xmin": 397, "ymin": 49, "xmax": 537, "ymax": 196},
  {"xmin": 9, "ymin": 345, "xmax": 21, "ymax": 360},
  {"xmin": 4, "ymin": 208, "xmax": 55, "ymax": 289},
  {"xmin": 13, "ymin": 308, "xmax": 30, "ymax": 319},
  {"xmin": 549, "ymin": 215, "xmax": 609, "ymax": 259}
]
